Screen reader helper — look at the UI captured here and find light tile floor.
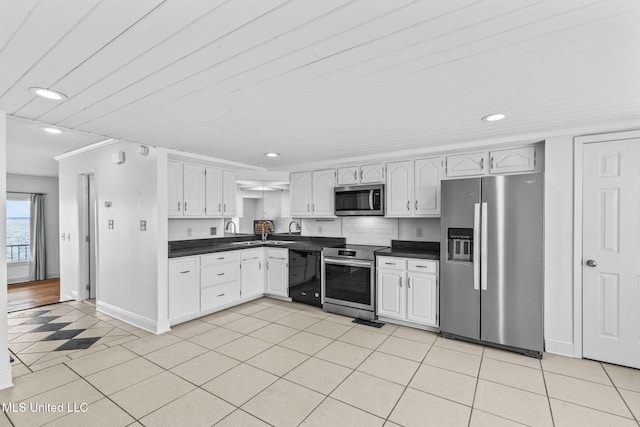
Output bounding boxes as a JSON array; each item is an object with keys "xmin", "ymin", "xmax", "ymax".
[{"xmin": 3, "ymin": 297, "xmax": 640, "ymax": 426}]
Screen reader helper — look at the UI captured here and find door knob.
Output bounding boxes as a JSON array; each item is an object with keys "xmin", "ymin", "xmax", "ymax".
[{"xmin": 586, "ymin": 259, "xmax": 597, "ymax": 267}]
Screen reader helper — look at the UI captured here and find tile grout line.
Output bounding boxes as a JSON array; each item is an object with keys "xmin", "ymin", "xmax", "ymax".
[
  {"xmin": 596, "ymin": 362, "xmax": 639, "ymax": 424},
  {"xmin": 466, "ymin": 345, "xmax": 484, "ymax": 427}
]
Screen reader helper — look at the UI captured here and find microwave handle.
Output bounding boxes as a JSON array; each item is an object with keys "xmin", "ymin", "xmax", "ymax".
[{"xmin": 369, "ymin": 190, "xmax": 374, "ymax": 210}]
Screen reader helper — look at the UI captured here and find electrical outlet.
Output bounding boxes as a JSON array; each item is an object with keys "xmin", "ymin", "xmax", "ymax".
[
  {"xmin": 140, "ymin": 220, "xmax": 147, "ymax": 231},
  {"xmin": 108, "ymin": 220, "xmax": 114, "ymax": 229},
  {"xmin": 187, "ymin": 227, "xmax": 192, "ymax": 236},
  {"xmin": 416, "ymin": 227, "xmax": 422, "ymax": 238},
  {"xmin": 210, "ymin": 227, "xmax": 216, "ymax": 235}
]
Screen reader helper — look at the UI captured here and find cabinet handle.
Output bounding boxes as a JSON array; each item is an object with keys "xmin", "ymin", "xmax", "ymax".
[
  {"xmin": 179, "ymin": 270, "xmax": 190, "ymax": 274},
  {"xmin": 360, "ymin": 170, "xmax": 363, "ymax": 180},
  {"xmin": 259, "ymin": 262, "xmax": 262, "ymax": 270},
  {"xmin": 178, "ymin": 202, "xmax": 181, "ymax": 212},
  {"xmin": 217, "ymin": 273, "xmax": 225, "ymax": 276},
  {"xmin": 217, "ymin": 293, "xmax": 225, "ymax": 297},
  {"xmin": 267, "ymin": 262, "xmax": 269, "ymax": 270},
  {"xmin": 408, "ymin": 277, "xmax": 411, "ymax": 288},
  {"xmin": 217, "ymin": 257, "xmax": 225, "ymax": 260},
  {"xmin": 415, "ymin": 200, "xmax": 418, "ymax": 210},
  {"xmin": 415, "ymin": 265, "xmax": 429, "ymax": 269},
  {"xmin": 312, "ymin": 203, "xmax": 315, "ymax": 212},
  {"xmin": 184, "ymin": 201, "xmax": 188, "ymax": 211},
  {"xmin": 490, "ymin": 157, "xmax": 495, "ymax": 169},
  {"xmin": 307, "ymin": 204, "xmax": 310, "ymax": 212},
  {"xmin": 353, "ymin": 171, "xmax": 357, "ymax": 180},
  {"xmin": 406, "ymin": 201, "xmax": 410, "ymax": 210},
  {"xmin": 399, "ymin": 276, "xmax": 403, "ymax": 287},
  {"xmin": 223, "ymin": 203, "xmax": 226, "ymax": 212},
  {"xmin": 218, "ymin": 203, "xmax": 221, "ymax": 212},
  {"xmin": 301, "ymin": 292, "xmax": 307, "ymax": 296},
  {"xmin": 480, "ymin": 158, "xmax": 484, "ymax": 170},
  {"xmin": 385, "ymin": 262, "xmax": 394, "ymax": 265}
]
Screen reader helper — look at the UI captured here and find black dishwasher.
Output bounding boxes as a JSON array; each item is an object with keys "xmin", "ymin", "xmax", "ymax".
[{"xmin": 288, "ymin": 249, "xmax": 321, "ymax": 307}]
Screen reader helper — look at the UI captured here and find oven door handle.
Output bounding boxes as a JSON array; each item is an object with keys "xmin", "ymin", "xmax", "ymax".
[{"xmin": 323, "ymin": 258, "xmax": 373, "ymax": 268}]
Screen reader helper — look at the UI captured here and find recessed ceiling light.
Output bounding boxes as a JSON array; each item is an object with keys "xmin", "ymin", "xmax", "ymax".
[
  {"xmin": 265, "ymin": 153, "xmax": 280, "ymax": 158},
  {"xmin": 482, "ymin": 113, "xmax": 506, "ymax": 122},
  {"xmin": 30, "ymin": 87, "xmax": 67, "ymax": 101},
  {"xmin": 43, "ymin": 127, "xmax": 62, "ymax": 134}
]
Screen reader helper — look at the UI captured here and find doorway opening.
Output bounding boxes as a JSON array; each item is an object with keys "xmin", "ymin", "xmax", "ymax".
[{"xmin": 80, "ymin": 173, "xmax": 98, "ymax": 300}]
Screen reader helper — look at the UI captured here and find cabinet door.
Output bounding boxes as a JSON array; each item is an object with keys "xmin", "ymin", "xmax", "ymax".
[
  {"xmin": 312, "ymin": 169, "xmax": 335, "ymax": 217},
  {"xmin": 222, "ymin": 170, "xmax": 237, "ymax": 216},
  {"xmin": 489, "ymin": 146, "xmax": 536, "ymax": 174},
  {"xmin": 205, "ymin": 167, "xmax": 223, "ymax": 217},
  {"xmin": 407, "ymin": 272, "xmax": 438, "ymax": 327},
  {"xmin": 385, "ymin": 161, "xmax": 413, "ymax": 217},
  {"xmin": 446, "ymin": 152, "xmax": 488, "ymax": 177},
  {"xmin": 183, "ymin": 163, "xmax": 205, "ymax": 216},
  {"xmin": 414, "ymin": 157, "xmax": 443, "ymax": 216},
  {"xmin": 241, "ymin": 250, "xmax": 264, "ymax": 297},
  {"xmin": 167, "ymin": 161, "xmax": 183, "ymax": 217},
  {"xmin": 266, "ymin": 249, "xmax": 288, "ymax": 297},
  {"xmin": 290, "ymin": 172, "xmax": 312, "ymax": 217},
  {"xmin": 360, "ymin": 163, "xmax": 385, "ymax": 184},
  {"xmin": 169, "ymin": 257, "xmax": 200, "ymax": 321},
  {"xmin": 376, "ymin": 269, "xmax": 405, "ymax": 320},
  {"xmin": 336, "ymin": 166, "xmax": 358, "ymax": 185}
]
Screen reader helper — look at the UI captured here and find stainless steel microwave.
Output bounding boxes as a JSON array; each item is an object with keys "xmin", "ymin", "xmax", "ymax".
[{"xmin": 334, "ymin": 184, "xmax": 384, "ymax": 216}]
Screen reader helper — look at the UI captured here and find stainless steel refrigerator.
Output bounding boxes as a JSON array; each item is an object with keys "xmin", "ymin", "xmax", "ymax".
[{"xmin": 440, "ymin": 173, "xmax": 543, "ymax": 357}]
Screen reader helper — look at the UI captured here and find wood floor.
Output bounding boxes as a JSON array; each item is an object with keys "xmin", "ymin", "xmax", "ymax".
[{"xmin": 7, "ymin": 278, "xmax": 61, "ymax": 312}]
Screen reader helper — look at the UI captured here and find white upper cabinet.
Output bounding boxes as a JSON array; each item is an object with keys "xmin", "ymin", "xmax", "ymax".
[
  {"xmin": 386, "ymin": 158, "xmax": 442, "ymax": 217},
  {"xmin": 290, "ymin": 172, "xmax": 312, "ymax": 217},
  {"xmin": 222, "ymin": 170, "xmax": 237, "ymax": 216},
  {"xmin": 204, "ymin": 167, "xmax": 236, "ymax": 218},
  {"xmin": 290, "ymin": 170, "xmax": 335, "ymax": 217},
  {"xmin": 311, "ymin": 169, "xmax": 335, "ymax": 217},
  {"xmin": 336, "ymin": 163, "xmax": 384, "ymax": 186},
  {"xmin": 446, "ymin": 152, "xmax": 488, "ymax": 177},
  {"xmin": 489, "ymin": 146, "xmax": 536, "ymax": 174},
  {"xmin": 183, "ymin": 163, "xmax": 206, "ymax": 216},
  {"xmin": 386, "ymin": 161, "xmax": 413, "ymax": 217},
  {"xmin": 167, "ymin": 161, "xmax": 183, "ymax": 216},
  {"xmin": 414, "ymin": 157, "xmax": 444, "ymax": 216}
]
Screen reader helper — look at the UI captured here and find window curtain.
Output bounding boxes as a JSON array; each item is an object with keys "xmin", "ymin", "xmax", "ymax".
[{"xmin": 28, "ymin": 193, "xmax": 46, "ymax": 281}]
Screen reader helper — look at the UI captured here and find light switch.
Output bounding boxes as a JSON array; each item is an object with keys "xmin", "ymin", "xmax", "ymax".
[
  {"xmin": 108, "ymin": 220, "xmax": 114, "ymax": 229},
  {"xmin": 140, "ymin": 220, "xmax": 147, "ymax": 231}
]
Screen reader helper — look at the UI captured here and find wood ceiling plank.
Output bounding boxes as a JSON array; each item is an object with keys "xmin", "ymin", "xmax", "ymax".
[{"xmin": 0, "ymin": 0, "xmax": 101, "ymax": 96}]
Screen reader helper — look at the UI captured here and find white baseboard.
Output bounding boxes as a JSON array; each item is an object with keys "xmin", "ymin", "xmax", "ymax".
[
  {"xmin": 97, "ymin": 301, "xmax": 166, "ymax": 335},
  {"xmin": 545, "ymin": 339, "xmax": 575, "ymax": 357},
  {"xmin": 7, "ymin": 276, "xmax": 28, "ymax": 285}
]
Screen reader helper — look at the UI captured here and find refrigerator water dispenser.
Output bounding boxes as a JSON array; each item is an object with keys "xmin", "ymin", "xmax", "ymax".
[{"xmin": 447, "ymin": 228, "xmax": 473, "ymax": 262}]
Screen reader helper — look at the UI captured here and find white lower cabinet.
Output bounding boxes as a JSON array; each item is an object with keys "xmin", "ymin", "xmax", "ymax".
[
  {"xmin": 241, "ymin": 249, "xmax": 265, "ymax": 298},
  {"xmin": 266, "ymin": 248, "xmax": 289, "ymax": 297},
  {"xmin": 169, "ymin": 257, "xmax": 200, "ymax": 323},
  {"xmin": 169, "ymin": 247, "xmax": 288, "ymax": 325},
  {"xmin": 376, "ymin": 256, "xmax": 439, "ymax": 328}
]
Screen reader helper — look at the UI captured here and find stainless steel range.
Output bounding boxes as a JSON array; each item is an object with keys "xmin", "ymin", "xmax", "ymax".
[{"xmin": 322, "ymin": 244, "xmax": 387, "ymax": 320}]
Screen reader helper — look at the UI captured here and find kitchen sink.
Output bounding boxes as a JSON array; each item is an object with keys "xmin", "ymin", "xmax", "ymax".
[
  {"xmin": 229, "ymin": 241, "xmax": 263, "ymax": 246},
  {"xmin": 268, "ymin": 241, "xmax": 295, "ymax": 245}
]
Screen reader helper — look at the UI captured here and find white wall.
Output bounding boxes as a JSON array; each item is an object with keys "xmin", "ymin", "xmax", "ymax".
[
  {"xmin": 168, "ymin": 218, "xmax": 225, "ymax": 241},
  {"xmin": 398, "ymin": 218, "xmax": 441, "ymax": 241},
  {"xmin": 0, "ymin": 111, "xmax": 12, "ymax": 389},
  {"xmin": 240, "ymin": 198, "xmax": 258, "ymax": 234},
  {"xmin": 58, "ymin": 141, "xmax": 165, "ymax": 333},
  {"xmin": 543, "ymin": 136, "xmax": 576, "ymax": 355},
  {"xmin": 6, "ymin": 174, "xmax": 60, "ymax": 283}
]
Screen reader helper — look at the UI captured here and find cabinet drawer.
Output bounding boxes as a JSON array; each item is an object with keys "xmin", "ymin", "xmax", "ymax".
[
  {"xmin": 407, "ymin": 259, "xmax": 438, "ymax": 274},
  {"xmin": 201, "ymin": 282, "xmax": 239, "ymax": 311},
  {"xmin": 201, "ymin": 251, "xmax": 240, "ymax": 266},
  {"xmin": 377, "ymin": 257, "xmax": 404, "ymax": 270},
  {"xmin": 201, "ymin": 263, "xmax": 239, "ymax": 287}
]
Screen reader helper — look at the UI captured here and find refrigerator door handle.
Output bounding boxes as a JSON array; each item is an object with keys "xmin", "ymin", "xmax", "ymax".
[
  {"xmin": 473, "ymin": 203, "xmax": 480, "ymax": 290},
  {"xmin": 481, "ymin": 202, "xmax": 488, "ymax": 291}
]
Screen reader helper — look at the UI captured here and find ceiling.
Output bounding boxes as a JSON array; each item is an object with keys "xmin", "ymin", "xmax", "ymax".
[{"xmin": 2, "ymin": 0, "xmax": 640, "ymax": 175}]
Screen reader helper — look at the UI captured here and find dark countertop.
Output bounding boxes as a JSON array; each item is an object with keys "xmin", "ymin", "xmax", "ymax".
[
  {"xmin": 169, "ymin": 235, "xmax": 346, "ymax": 258},
  {"xmin": 376, "ymin": 240, "xmax": 440, "ymax": 260}
]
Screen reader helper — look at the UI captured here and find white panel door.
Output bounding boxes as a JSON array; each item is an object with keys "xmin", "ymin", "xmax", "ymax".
[
  {"xmin": 414, "ymin": 157, "xmax": 443, "ymax": 216},
  {"xmin": 360, "ymin": 163, "xmax": 385, "ymax": 184},
  {"xmin": 167, "ymin": 161, "xmax": 183, "ymax": 216},
  {"xmin": 222, "ymin": 170, "xmax": 237, "ymax": 216},
  {"xmin": 337, "ymin": 166, "xmax": 358, "ymax": 186},
  {"xmin": 446, "ymin": 152, "xmax": 487, "ymax": 177},
  {"xmin": 489, "ymin": 147, "xmax": 536, "ymax": 174},
  {"xmin": 169, "ymin": 257, "xmax": 200, "ymax": 322},
  {"xmin": 183, "ymin": 163, "xmax": 205, "ymax": 216},
  {"xmin": 205, "ymin": 167, "xmax": 223, "ymax": 217},
  {"xmin": 266, "ymin": 249, "xmax": 288, "ymax": 297},
  {"xmin": 407, "ymin": 272, "xmax": 438, "ymax": 327},
  {"xmin": 386, "ymin": 161, "xmax": 412, "ymax": 217},
  {"xmin": 377, "ymin": 269, "xmax": 405, "ymax": 320},
  {"xmin": 312, "ymin": 169, "xmax": 335, "ymax": 217},
  {"xmin": 241, "ymin": 250, "xmax": 264, "ymax": 297},
  {"xmin": 583, "ymin": 139, "xmax": 640, "ymax": 368},
  {"xmin": 290, "ymin": 172, "xmax": 312, "ymax": 217}
]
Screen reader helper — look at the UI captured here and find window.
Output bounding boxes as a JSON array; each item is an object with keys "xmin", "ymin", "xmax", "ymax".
[{"xmin": 6, "ymin": 194, "xmax": 31, "ymax": 262}]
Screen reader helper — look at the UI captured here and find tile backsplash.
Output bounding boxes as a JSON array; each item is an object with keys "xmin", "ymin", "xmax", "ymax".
[{"xmin": 341, "ymin": 217, "xmax": 398, "ymax": 246}]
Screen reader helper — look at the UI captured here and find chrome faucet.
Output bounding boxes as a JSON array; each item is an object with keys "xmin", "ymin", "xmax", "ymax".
[
  {"xmin": 225, "ymin": 221, "xmax": 237, "ymax": 235},
  {"xmin": 261, "ymin": 220, "xmax": 274, "ymax": 243},
  {"xmin": 288, "ymin": 220, "xmax": 300, "ymax": 235}
]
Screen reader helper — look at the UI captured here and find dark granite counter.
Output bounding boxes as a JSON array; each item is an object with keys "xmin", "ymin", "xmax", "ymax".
[
  {"xmin": 376, "ymin": 240, "xmax": 440, "ymax": 260},
  {"xmin": 168, "ymin": 235, "xmax": 346, "ymax": 258}
]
